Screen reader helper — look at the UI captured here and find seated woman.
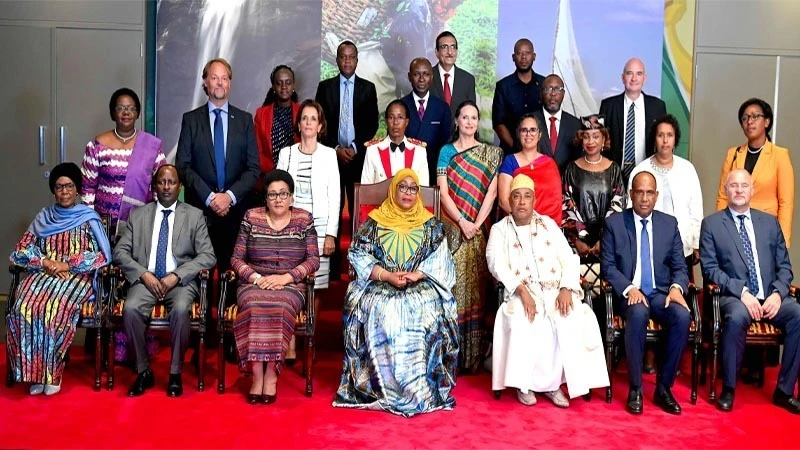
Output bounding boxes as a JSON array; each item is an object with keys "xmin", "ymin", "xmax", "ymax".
[
  {"xmin": 231, "ymin": 169, "xmax": 320, "ymax": 405},
  {"xmin": 7, "ymin": 162, "xmax": 112, "ymax": 395},
  {"xmin": 497, "ymin": 113, "xmax": 562, "ymax": 224},
  {"xmin": 333, "ymin": 168, "xmax": 458, "ymax": 417},
  {"xmin": 487, "ymin": 174, "xmax": 608, "ymax": 407}
]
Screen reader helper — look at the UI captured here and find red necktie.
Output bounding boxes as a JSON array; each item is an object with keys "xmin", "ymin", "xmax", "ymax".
[
  {"xmin": 418, "ymin": 99, "xmax": 425, "ymax": 120},
  {"xmin": 443, "ymin": 73, "xmax": 452, "ymax": 105},
  {"xmin": 549, "ymin": 116, "xmax": 558, "ymax": 153}
]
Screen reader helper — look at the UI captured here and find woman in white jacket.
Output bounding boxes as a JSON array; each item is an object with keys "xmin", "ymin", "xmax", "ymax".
[{"xmin": 277, "ymin": 99, "xmax": 341, "ymax": 289}]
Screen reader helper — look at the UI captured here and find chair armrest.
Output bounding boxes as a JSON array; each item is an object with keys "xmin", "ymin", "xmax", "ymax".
[
  {"xmin": 305, "ymin": 275, "xmax": 316, "ymax": 333},
  {"xmin": 686, "ymin": 283, "xmax": 701, "ymax": 339},
  {"xmin": 790, "ymin": 285, "xmax": 799, "ymax": 300},
  {"xmin": 601, "ymin": 280, "xmax": 614, "ymax": 334},
  {"xmin": 198, "ymin": 269, "xmax": 210, "ymax": 320},
  {"xmin": 705, "ymin": 283, "xmax": 721, "ymax": 342},
  {"xmin": 496, "ymin": 281, "xmax": 505, "ymax": 302},
  {"xmin": 6, "ymin": 265, "xmax": 25, "ymax": 314},
  {"xmin": 580, "ymin": 277, "xmax": 593, "ymax": 308},
  {"xmin": 217, "ymin": 270, "xmax": 237, "ymax": 330}
]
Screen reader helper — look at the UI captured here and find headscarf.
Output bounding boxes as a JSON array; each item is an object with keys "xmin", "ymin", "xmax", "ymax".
[
  {"xmin": 28, "ymin": 204, "xmax": 112, "ymax": 265},
  {"xmin": 368, "ymin": 168, "xmax": 433, "ymax": 232}
]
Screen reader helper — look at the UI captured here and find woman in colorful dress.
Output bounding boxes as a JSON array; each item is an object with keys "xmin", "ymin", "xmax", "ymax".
[
  {"xmin": 497, "ymin": 113, "xmax": 563, "ymax": 224},
  {"xmin": 254, "ymin": 65, "xmax": 300, "ymax": 189},
  {"xmin": 232, "ymin": 169, "xmax": 319, "ymax": 404},
  {"xmin": 7, "ymin": 163, "xmax": 112, "ymax": 395},
  {"xmin": 333, "ymin": 168, "xmax": 458, "ymax": 417},
  {"xmin": 437, "ymin": 100, "xmax": 503, "ymax": 373}
]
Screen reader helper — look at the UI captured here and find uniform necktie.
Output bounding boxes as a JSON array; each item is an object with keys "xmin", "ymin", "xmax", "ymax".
[
  {"xmin": 640, "ymin": 219, "xmax": 654, "ymax": 295},
  {"xmin": 549, "ymin": 116, "xmax": 558, "ymax": 153},
  {"xmin": 443, "ymin": 73, "xmax": 452, "ymax": 105},
  {"xmin": 155, "ymin": 210, "xmax": 172, "ymax": 279},
  {"xmin": 737, "ymin": 215, "xmax": 760, "ymax": 295},
  {"xmin": 623, "ymin": 103, "xmax": 636, "ymax": 182},
  {"xmin": 417, "ymin": 99, "xmax": 425, "ymax": 120},
  {"xmin": 390, "ymin": 142, "xmax": 405, "ymax": 152},
  {"xmin": 213, "ymin": 108, "xmax": 226, "ymax": 191}
]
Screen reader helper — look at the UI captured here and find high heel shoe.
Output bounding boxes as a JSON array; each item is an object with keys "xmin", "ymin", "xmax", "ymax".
[
  {"xmin": 29, "ymin": 384, "xmax": 45, "ymax": 395},
  {"xmin": 263, "ymin": 363, "xmax": 278, "ymax": 404},
  {"xmin": 247, "ymin": 394, "xmax": 260, "ymax": 404}
]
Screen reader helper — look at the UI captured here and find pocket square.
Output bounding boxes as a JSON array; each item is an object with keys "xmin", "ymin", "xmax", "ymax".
[{"xmin": 431, "ymin": 121, "xmax": 441, "ymax": 125}]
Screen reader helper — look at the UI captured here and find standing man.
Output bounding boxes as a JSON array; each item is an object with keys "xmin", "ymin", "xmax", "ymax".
[
  {"xmin": 599, "ymin": 58, "xmax": 667, "ymax": 183},
  {"xmin": 533, "ymin": 74, "xmax": 582, "ymax": 174},
  {"xmin": 601, "ymin": 172, "xmax": 691, "ymax": 415},
  {"xmin": 315, "ymin": 40, "xmax": 380, "ymax": 218},
  {"xmin": 115, "ymin": 165, "xmax": 216, "ymax": 398},
  {"xmin": 700, "ymin": 168, "xmax": 800, "ymax": 414},
  {"xmin": 430, "ymin": 31, "xmax": 476, "ymax": 119},
  {"xmin": 492, "ymin": 38, "xmax": 546, "ymax": 156},
  {"xmin": 402, "ymin": 57, "xmax": 452, "ymax": 183},
  {"xmin": 175, "ymin": 57, "xmax": 260, "ymax": 275}
]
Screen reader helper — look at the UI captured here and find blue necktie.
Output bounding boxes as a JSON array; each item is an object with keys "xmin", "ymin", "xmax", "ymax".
[
  {"xmin": 623, "ymin": 103, "xmax": 636, "ymax": 182},
  {"xmin": 154, "ymin": 210, "xmax": 172, "ymax": 279},
  {"xmin": 640, "ymin": 219, "xmax": 654, "ymax": 295},
  {"xmin": 213, "ymin": 108, "xmax": 226, "ymax": 191},
  {"xmin": 737, "ymin": 215, "xmax": 759, "ymax": 295}
]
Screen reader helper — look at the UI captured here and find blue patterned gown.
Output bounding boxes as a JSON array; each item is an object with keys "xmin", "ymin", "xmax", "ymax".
[{"xmin": 333, "ymin": 217, "xmax": 458, "ymax": 417}]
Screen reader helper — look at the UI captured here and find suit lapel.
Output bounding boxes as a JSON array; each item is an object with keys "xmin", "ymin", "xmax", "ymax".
[
  {"xmin": 750, "ymin": 140, "xmax": 772, "ymax": 184},
  {"xmin": 143, "ymin": 203, "xmax": 157, "ymax": 264},
  {"xmin": 624, "ymin": 210, "xmax": 638, "ymax": 273},
  {"xmin": 172, "ymin": 202, "xmax": 186, "ymax": 254},
  {"xmin": 198, "ymin": 104, "xmax": 217, "ymax": 173},
  {"xmin": 752, "ymin": 212, "xmax": 772, "ymax": 287},
  {"xmin": 722, "ymin": 209, "xmax": 748, "ymax": 264}
]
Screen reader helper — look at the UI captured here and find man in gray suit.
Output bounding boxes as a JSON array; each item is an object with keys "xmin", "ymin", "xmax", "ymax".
[
  {"xmin": 114, "ymin": 165, "xmax": 216, "ymax": 398},
  {"xmin": 701, "ymin": 168, "xmax": 800, "ymax": 414},
  {"xmin": 430, "ymin": 31, "xmax": 476, "ymax": 118}
]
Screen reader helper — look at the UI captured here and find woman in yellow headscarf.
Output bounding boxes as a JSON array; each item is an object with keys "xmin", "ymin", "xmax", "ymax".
[{"xmin": 333, "ymin": 168, "xmax": 459, "ymax": 417}]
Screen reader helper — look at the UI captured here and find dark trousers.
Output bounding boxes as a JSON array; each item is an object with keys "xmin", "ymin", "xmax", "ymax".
[
  {"xmin": 720, "ymin": 296, "xmax": 800, "ymax": 394},
  {"xmin": 618, "ymin": 292, "xmax": 691, "ymax": 391}
]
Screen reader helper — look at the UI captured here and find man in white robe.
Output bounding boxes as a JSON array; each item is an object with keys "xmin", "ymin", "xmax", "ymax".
[{"xmin": 487, "ymin": 173, "xmax": 609, "ymax": 407}]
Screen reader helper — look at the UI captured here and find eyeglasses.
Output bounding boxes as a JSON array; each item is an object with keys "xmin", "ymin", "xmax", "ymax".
[
  {"xmin": 397, "ymin": 183, "xmax": 419, "ymax": 195},
  {"xmin": 740, "ymin": 113, "xmax": 765, "ymax": 123},
  {"xmin": 519, "ymin": 127, "xmax": 539, "ymax": 135},
  {"xmin": 542, "ymin": 87, "xmax": 565, "ymax": 94},
  {"xmin": 54, "ymin": 182, "xmax": 76, "ymax": 192},
  {"xmin": 266, "ymin": 191, "xmax": 291, "ymax": 200},
  {"xmin": 115, "ymin": 105, "xmax": 138, "ymax": 113},
  {"xmin": 438, "ymin": 44, "xmax": 458, "ymax": 51}
]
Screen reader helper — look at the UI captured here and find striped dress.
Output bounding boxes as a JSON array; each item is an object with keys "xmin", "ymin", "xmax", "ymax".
[
  {"xmin": 232, "ymin": 207, "xmax": 320, "ymax": 370},
  {"xmin": 292, "ymin": 152, "xmax": 331, "ymax": 288},
  {"xmin": 7, "ymin": 222, "xmax": 108, "ymax": 384}
]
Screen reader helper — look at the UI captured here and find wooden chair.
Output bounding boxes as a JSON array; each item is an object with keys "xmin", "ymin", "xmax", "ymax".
[
  {"xmin": 217, "ymin": 274, "xmax": 315, "ymax": 396},
  {"xmin": 351, "ymin": 179, "xmax": 441, "ymax": 236},
  {"xmin": 601, "ymin": 281, "xmax": 702, "ymax": 404},
  {"xmin": 704, "ymin": 283, "xmax": 799, "ymax": 401},
  {"xmin": 104, "ymin": 268, "xmax": 210, "ymax": 391},
  {"xmin": 492, "ymin": 279, "xmax": 596, "ymax": 400}
]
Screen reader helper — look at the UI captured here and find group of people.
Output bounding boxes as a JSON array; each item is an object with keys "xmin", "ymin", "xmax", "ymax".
[{"xmin": 6, "ymin": 32, "xmax": 798, "ymax": 419}]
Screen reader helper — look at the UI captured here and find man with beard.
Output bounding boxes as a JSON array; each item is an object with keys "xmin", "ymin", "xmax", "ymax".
[
  {"xmin": 492, "ymin": 39, "xmax": 546, "ymax": 156},
  {"xmin": 532, "ymin": 74, "xmax": 582, "ymax": 174}
]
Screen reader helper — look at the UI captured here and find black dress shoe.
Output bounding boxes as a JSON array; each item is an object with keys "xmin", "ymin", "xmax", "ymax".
[
  {"xmin": 626, "ymin": 389, "xmax": 643, "ymax": 415},
  {"xmin": 247, "ymin": 394, "xmax": 260, "ymax": 405},
  {"xmin": 127, "ymin": 369, "xmax": 155, "ymax": 397},
  {"xmin": 654, "ymin": 388, "xmax": 682, "ymax": 415},
  {"xmin": 167, "ymin": 373, "xmax": 183, "ymax": 398},
  {"xmin": 773, "ymin": 390, "xmax": 800, "ymax": 414},
  {"xmin": 717, "ymin": 388, "xmax": 735, "ymax": 412}
]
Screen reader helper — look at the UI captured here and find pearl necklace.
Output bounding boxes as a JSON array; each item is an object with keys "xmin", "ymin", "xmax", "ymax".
[
  {"xmin": 584, "ymin": 155, "xmax": 602, "ymax": 165},
  {"xmin": 114, "ymin": 128, "xmax": 137, "ymax": 143},
  {"xmin": 747, "ymin": 144, "xmax": 765, "ymax": 154}
]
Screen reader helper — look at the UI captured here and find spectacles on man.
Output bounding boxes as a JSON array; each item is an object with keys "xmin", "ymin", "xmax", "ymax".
[
  {"xmin": 54, "ymin": 182, "xmax": 76, "ymax": 192},
  {"xmin": 519, "ymin": 127, "xmax": 539, "ymax": 135},
  {"xmin": 267, "ymin": 191, "xmax": 291, "ymax": 200},
  {"xmin": 438, "ymin": 44, "xmax": 458, "ymax": 51},
  {"xmin": 740, "ymin": 113, "xmax": 765, "ymax": 123},
  {"xmin": 397, "ymin": 183, "xmax": 419, "ymax": 195},
  {"xmin": 542, "ymin": 87, "xmax": 566, "ymax": 94},
  {"xmin": 115, "ymin": 105, "xmax": 138, "ymax": 113}
]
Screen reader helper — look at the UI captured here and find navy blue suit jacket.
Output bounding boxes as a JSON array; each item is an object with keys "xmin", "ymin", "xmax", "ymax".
[
  {"xmin": 700, "ymin": 208, "xmax": 793, "ymax": 305},
  {"xmin": 402, "ymin": 93, "xmax": 452, "ymax": 181},
  {"xmin": 601, "ymin": 209, "xmax": 690, "ymax": 299}
]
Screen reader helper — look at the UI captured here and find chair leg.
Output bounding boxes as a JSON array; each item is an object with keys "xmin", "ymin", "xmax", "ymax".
[
  {"xmin": 198, "ymin": 331, "xmax": 205, "ymax": 392},
  {"xmin": 758, "ymin": 349, "xmax": 766, "ymax": 388},
  {"xmin": 493, "ymin": 390, "xmax": 501, "ymax": 400},
  {"xmin": 94, "ymin": 327, "xmax": 102, "ymax": 391},
  {"xmin": 217, "ymin": 330, "xmax": 225, "ymax": 394},
  {"xmin": 691, "ymin": 343, "xmax": 698, "ymax": 405},
  {"xmin": 605, "ymin": 341, "xmax": 614, "ymax": 403},
  {"xmin": 107, "ymin": 329, "xmax": 116, "ymax": 391},
  {"xmin": 710, "ymin": 341, "xmax": 719, "ymax": 402},
  {"xmin": 699, "ymin": 343, "xmax": 707, "ymax": 386},
  {"xmin": 6, "ymin": 349, "xmax": 14, "ymax": 387},
  {"xmin": 305, "ymin": 334, "xmax": 313, "ymax": 397}
]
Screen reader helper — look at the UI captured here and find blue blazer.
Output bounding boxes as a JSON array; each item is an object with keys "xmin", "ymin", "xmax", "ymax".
[
  {"xmin": 700, "ymin": 208, "xmax": 793, "ymax": 305},
  {"xmin": 402, "ymin": 93, "xmax": 452, "ymax": 181},
  {"xmin": 601, "ymin": 209, "xmax": 689, "ymax": 298}
]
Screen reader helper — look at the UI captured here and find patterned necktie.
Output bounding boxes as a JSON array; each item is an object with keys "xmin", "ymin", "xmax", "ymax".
[
  {"xmin": 213, "ymin": 108, "xmax": 226, "ymax": 191},
  {"xmin": 417, "ymin": 99, "xmax": 425, "ymax": 120},
  {"xmin": 640, "ymin": 219, "xmax": 654, "ymax": 295},
  {"xmin": 338, "ymin": 80, "xmax": 351, "ymax": 147},
  {"xmin": 623, "ymin": 103, "xmax": 636, "ymax": 182},
  {"xmin": 737, "ymin": 215, "xmax": 760, "ymax": 295},
  {"xmin": 154, "ymin": 210, "xmax": 172, "ymax": 279},
  {"xmin": 443, "ymin": 73, "xmax": 452, "ymax": 105},
  {"xmin": 549, "ymin": 116, "xmax": 558, "ymax": 153}
]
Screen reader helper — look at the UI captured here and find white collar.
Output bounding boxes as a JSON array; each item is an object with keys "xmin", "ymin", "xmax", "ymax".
[
  {"xmin": 624, "ymin": 93, "xmax": 644, "ymax": 108},
  {"xmin": 438, "ymin": 64, "xmax": 454, "ymax": 78},
  {"xmin": 156, "ymin": 201, "xmax": 178, "ymax": 214},
  {"xmin": 633, "ymin": 210, "xmax": 653, "ymax": 224},
  {"xmin": 543, "ymin": 108, "xmax": 562, "ymax": 122},
  {"xmin": 412, "ymin": 91, "xmax": 430, "ymax": 104},
  {"xmin": 728, "ymin": 207, "xmax": 751, "ymax": 220}
]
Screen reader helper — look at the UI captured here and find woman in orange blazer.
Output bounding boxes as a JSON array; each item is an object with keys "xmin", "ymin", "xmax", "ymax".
[
  {"xmin": 716, "ymin": 98, "xmax": 794, "ymax": 247},
  {"xmin": 254, "ymin": 65, "xmax": 301, "ymax": 180}
]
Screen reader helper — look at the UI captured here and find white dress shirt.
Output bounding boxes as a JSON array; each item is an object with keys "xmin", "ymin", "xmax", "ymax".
[
  {"xmin": 728, "ymin": 208, "xmax": 765, "ymax": 299},
  {"xmin": 623, "ymin": 94, "xmax": 646, "ymax": 164},
  {"xmin": 412, "ymin": 91, "xmax": 431, "ymax": 116},
  {"xmin": 543, "ymin": 108, "xmax": 562, "ymax": 141},
  {"xmin": 147, "ymin": 201, "xmax": 178, "ymax": 276}
]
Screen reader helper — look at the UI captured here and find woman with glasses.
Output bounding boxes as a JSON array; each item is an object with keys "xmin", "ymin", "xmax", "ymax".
[
  {"xmin": 231, "ymin": 169, "xmax": 320, "ymax": 404},
  {"xmin": 436, "ymin": 100, "xmax": 502, "ymax": 374},
  {"xmin": 7, "ymin": 163, "xmax": 112, "ymax": 395},
  {"xmin": 334, "ymin": 168, "xmax": 458, "ymax": 416},
  {"xmin": 497, "ymin": 113, "xmax": 563, "ymax": 224},
  {"xmin": 255, "ymin": 65, "xmax": 300, "ymax": 187},
  {"xmin": 715, "ymin": 97, "xmax": 794, "ymax": 246}
]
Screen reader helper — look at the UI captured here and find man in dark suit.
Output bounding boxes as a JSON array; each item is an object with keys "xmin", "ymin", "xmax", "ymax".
[
  {"xmin": 533, "ymin": 74, "xmax": 582, "ymax": 174},
  {"xmin": 601, "ymin": 171, "xmax": 691, "ymax": 415},
  {"xmin": 700, "ymin": 168, "xmax": 800, "ymax": 414},
  {"xmin": 115, "ymin": 165, "xmax": 216, "ymax": 398},
  {"xmin": 402, "ymin": 57, "xmax": 452, "ymax": 183},
  {"xmin": 430, "ymin": 31, "xmax": 476, "ymax": 119},
  {"xmin": 175, "ymin": 57, "xmax": 260, "ymax": 276},
  {"xmin": 315, "ymin": 40, "xmax": 379, "ymax": 218},
  {"xmin": 598, "ymin": 58, "xmax": 667, "ymax": 183},
  {"xmin": 492, "ymin": 38, "xmax": 546, "ymax": 156}
]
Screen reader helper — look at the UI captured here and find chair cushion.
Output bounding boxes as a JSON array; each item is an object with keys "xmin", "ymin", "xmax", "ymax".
[
  {"xmin": 113, "ymin": 300, "xmax": 202, "ymax": 319},
  {"xmin": 613, "ymin": 316, "xmax": 698, "ymax": 333},
  {"xmin": 747, "ymin": 322, "xmax": 781, "ymax": 336},
  {"xmin": 224, "ymin": 304, "xmax": 307, "ymax": 325}
]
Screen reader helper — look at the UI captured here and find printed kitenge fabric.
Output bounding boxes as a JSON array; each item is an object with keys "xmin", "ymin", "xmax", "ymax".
[{"xmin": 333, "ymin": 218, "xmax": 458, "ymax": 417}]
